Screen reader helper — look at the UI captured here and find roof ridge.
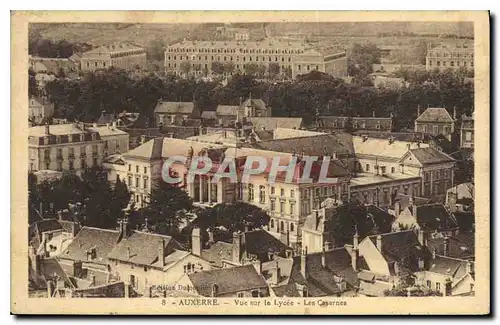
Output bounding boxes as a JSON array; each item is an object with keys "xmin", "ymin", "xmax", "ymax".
[{"xmin": 81, "ymin": 226, "xmax": 120, "ymax": 233}]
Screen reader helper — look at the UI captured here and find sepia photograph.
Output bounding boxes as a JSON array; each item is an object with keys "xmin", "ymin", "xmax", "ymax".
[{"xmin": 11, "ymin": 10, "xmax": 489, "ymax": 315}]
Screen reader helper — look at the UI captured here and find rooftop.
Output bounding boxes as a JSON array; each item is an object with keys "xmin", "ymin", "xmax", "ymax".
[
  {"xmin": 248, "ymin": 117, "xmax": 302, "ymax": 130},
  {"xmin": 154, "ymin": 101, "xmax": 195, "ymax": 114},
  {"xmin": 350, "ymin": 172, "xmax": 420, "ymax": 187},
  {"xmin": 416, "ymin": 107, "xmax": 454, "ymax": 123},
  {"xmin": 407, "ymin": 147, "xmax": 455, "ymax": 165}
]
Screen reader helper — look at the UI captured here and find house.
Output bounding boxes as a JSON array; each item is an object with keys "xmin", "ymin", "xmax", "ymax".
[
  {"xmin": 426, "ymin": 232, "xmax": 474, "ymax": 261},
  {"xmin": 414, "ymin": 107, "xmax": 456, "ymax": 141},
  {"xmin": 215, "ymin": 104, "xmax": 242, "ymax": 126},
  {"xmin": 154, "ymin": 101, "xmax": 200, "ymax": 127},
  {"xmin": 29, "ymin": 249, "xmax": 76, "ymax": 298},
  {"xmin": 248, "ymin": 117, "xmax": 302, "ymax": 131},
  {"xmin": 270, "ymin": 245, "xmax": 358, "ymax": 297},
  {"xmin": 317, "ymin": 116, "xmax": 394, "ymax": 132},
  {"xmin": 415, "ymin": 252, "xmax": 474, "ymax": 296},
  {"xmin": 460, "ymin": 114, "xmax": 474, "ymax": 149},
  {"xmin": 80, "ymin": 42, "xmax": 146, "ymax": 72},
  {"xmin": 107, "ymin": 224, "xmax": 212, "ymax": 297},
  {"xmin": 356, "ymin": 230, "xmax": 429, "ymax": 296},
  {"xmin": 446, "ymin": 182, "xmax": 474, "ymax": 213},
  {"xmin": 174, "ymin": 264, "xmax": 270, "ymax": 297},
  {"xmin": 392, "ymin": 202, "xmax": 458, "ymax": 235},
  {"xmin": 29, "ymin": 217, "xmax": 80, "ymax": 258},
  {"xmin": 198, "ymin": 228, "xmax": 294, "ymax": 269},
  {"xmin": 29, "ymin": 96, "xmax": 54, "ymax": 122}
]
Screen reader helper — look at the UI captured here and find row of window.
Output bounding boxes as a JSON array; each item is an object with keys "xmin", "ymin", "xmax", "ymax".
[
  {"xmin": 33, "ymin": 157, "xmax": 99, "ymax": 172},
  {"xmin": 167, "ymin": 47, "xmax": 305, "ymax": 55},
  {"xmin": 364, "ymin": 164, "xmax": 394, "ymax": 174},
  {"xmin": 169, "ymin": 55, "xmax": 295, "ymax": 63},
  {"xmin": 270, "ymin": 218, "xmax": 296, "ymax": 233},
  {"xmin": 428, "ymin": 60, "xmax": 473, "ymax": 67},
  {"xmin": 270, "ymin": 200, "xmax": 296, "ymax": 216},
  {"xmin": 43, "ymin": 145, "xmax": 98, "ymax": 160},
  {"xmin": 427, "ymin": 51, "xmax": 474, "ymax": 59},
  {"xmin": 127, "ymin": 175, "xmax": 149, "ymax": 189},
  {"xmin": 418, "ymin": 124, "xmax": 452, "ymax": 135},
  {"xmin": 423, "ymin": 169, "xmax": 451, "ymax": 182},
  {"xmin": 128, "ymin": 164, "xmax": 148, "ymax": 174}
]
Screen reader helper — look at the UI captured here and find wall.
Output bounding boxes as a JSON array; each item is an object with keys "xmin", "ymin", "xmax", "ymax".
[{"xmin": 358, "ymin": 238, "xmax": 391, "ymax": 276}]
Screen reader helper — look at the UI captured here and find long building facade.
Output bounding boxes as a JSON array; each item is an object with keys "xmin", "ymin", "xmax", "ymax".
[
  {"xmin": 425, "ymin": 42, "xmax": 474, "ymax": 71},
  {"xmin": 80, "ymin": 42, "xmax": 147, "ymax": 72},
  {"xmin": 164, "ymin": 39, "xmax": 348, "ymax": 79}
]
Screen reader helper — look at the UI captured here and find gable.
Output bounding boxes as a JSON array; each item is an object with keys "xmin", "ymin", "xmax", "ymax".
[{"xmin": 399, "ymin": 150, "xmax": 423, "ymax": 167}]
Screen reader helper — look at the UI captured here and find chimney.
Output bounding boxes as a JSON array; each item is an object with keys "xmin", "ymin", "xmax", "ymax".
[
  {"xmin": 445, "ymin": 278, "xmax": 453, "ymax": 296},
  {"xmin": 412, "ymin": 202, "xmax": 418, "ymax": 218},
  {"xmin": 120, "ymin": 219, "xmax": 129, "ymax": 238},
  {"xmin": 158, "ymin": 239, "xmax": 165, "ymax": 268},
  {"xmin": 466, "ymin": 260, "xmax": 473, "ymax": 275},
  {"xmin": 46, "ymin": 279, "xmax": 54, "ymax": 298},
  {"xmin": 72, "ymin": 261, "xmax": 83, "ymax": 277},
  {"xmin": 112, "ymin": 121, "xmax": 117, "ymax": 129},
  {"xmin": 28, "ymin": 246, "xmax": 40, "ymax": 275},
  {"xmin": 207, "ymin": 228, "xmax": 214, "ymax": 244},
  {"xmin": 191, "ymin": 227, "xmax": 202, "ymax": 256},
  {"xmin": 126, "ymin": 246, "xmax": 131, "ymax": 260},
  {"xmin": 300, "ymin": 246, "xmax": 308, "ymax": 279},
  {"xmin": 376, "ymin": 235, "xmax": 382, "ymax": 251},
  {"xmin": 321, "ymin": 244, "xmax": 327, "ymax": 268},
  {"xmin": 232, "ymin": 231, "xmax": 243, "ymax": 263},
  {"xmin": 331, "ymin": 151, "xmax": 337, "ymax": 160},
  {"xmin": 141, "ymin": 135, "xmax": 147, "ymax": 144},
  {"xmin": 45, "ymin": 124, "xmax": 50, "ymax": 135},
  {"xmin": 443, "ymin": 236, "xmax": 449, "ymax": 256},
  {"xmin": 432, "ymin": 248, "xmax": 436, "ymax": 259},
  {"xmin": 71, "ymin": 222, "xmax": 80, "ymax": 237},
  {"xmin": 394, "ymin": 200, "xmax": 401, "ymax": 217},
  {"xmin": 57, "ymin": 210, "xmax": 63, "ymax": 221},
  {"xmin": 418, "ymin": 228, "xmax": 426, "ymax": 246},
  {"xmin": 211, "ymin": 283, "xmax": 219, "ymax": 297},
  {"xmin": 417, "ymin": 104, "xmax": 421, "ymax": 117},
  {"xmin": 271, "ymin": 260, "xmax": 281, "ymax": 286},
  {"xmin": 453, "ymin": 106, "xmax": 457, "ymax": 120},
  {"xmin": 254, "ymin": 260, "xmax": 263, "ymax": 275}
]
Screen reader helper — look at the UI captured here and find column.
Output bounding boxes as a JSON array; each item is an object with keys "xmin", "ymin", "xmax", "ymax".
[
  {"xmin": 199, "ymin": 176, "xmax": 204, "ymax": 203},
  {"xmin": 208, "ymin": 176, "xmax": 212, "ymax": 204}
]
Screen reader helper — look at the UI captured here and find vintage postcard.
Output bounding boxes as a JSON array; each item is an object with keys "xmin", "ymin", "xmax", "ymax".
[{"xmin": 11, "ymin": 11, "xmax": 489, "ymax": 315}]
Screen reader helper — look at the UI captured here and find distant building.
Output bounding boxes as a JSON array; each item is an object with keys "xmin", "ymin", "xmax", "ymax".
[
  {"xmin": 415, "ymin": 107, "xmax": 456, "ymax": 141},
  {"xmin": 28, "ymin": 123, "xmax": 129, "ymax": 174},
  {"xmin": 425, "ymin": 43, "xmax": 474, "ymax": 71},
  {"xmin": 317, "ymin": 116, "xmax": 394, "ymax": 132},
  {"xmin": 80, "ymin": 42, "xmax": 146, "ymax": 72},
  {"xmin": 460, "ymin": 114, "xmax": 474, "ymax": 148},
  {"xmin": 29, "ymin": 96, "xmax": 54, "ymax": 123},
  {"xmin": 216, "ymin": 26, "xmax": 250, "ymax": 40},
  {"xmin": 446, "ymin": 182, "xmax": 474, "ymax": 213},
  {"xmin": 29, "ymin": 56, "xmax": 79, "ymax": 76},
  {"xmin": 154, "ymin": 101, "xmax": 200, "ymax": 127},
  {"xmin": 164, "ymin": 39, "xmax": 347, "ymax": 79}
]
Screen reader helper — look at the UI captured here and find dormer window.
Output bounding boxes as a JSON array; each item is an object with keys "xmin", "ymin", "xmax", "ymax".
[{"xmin": 91, "ymin": 133, "xmax": 96, "ymax": 140}]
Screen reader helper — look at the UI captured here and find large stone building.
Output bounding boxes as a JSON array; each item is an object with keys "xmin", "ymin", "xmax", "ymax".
[
  {"xmin": 28, "ymin": 123, "xmax": 129, "ymax": 175},
  {"xmin": 164, "ymin": 39, "xmax": 347, "ymax": 79},
  {"xmin": 29, "ymin": 97, "xmax": 54, "ymax": 124},
  {"xmin": 425, "ymin": 42, "xmax": 474, "ymax": 71},
  {"xmin": 415, "ymin": 107, "xmax": 456, "ymax": 141},
  {"xmin": 80, "ymin": 42, "xmax": 146, "ymax": 72},
  {"xmin": 460, "ymin": 114, "xmax": 474, "ymax": 148}
]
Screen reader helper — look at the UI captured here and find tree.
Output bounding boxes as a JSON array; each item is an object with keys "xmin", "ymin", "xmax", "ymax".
[
  {"xmin": 180, "ymin": 61, "xmax": 192, "ymax": 77},
  {"xmin": 211, "ymin": 61, "xmax": 225, "ymax": 75},
  {"xmin": 198, "ymin": 202, "xmax": 270, "ymax": 236},
  {"xmin": 349, "ymin": 43, "xmax": 381, "ymax": 75},
  {"xmin": 142, "ymin": 180, "xmax": 193, "ymax": 236},
  {"xmin": 268, "ymin": 62, "xmax": 280, "ymax": 78},
  {"xmin": 223, "ymin": 62, "xmax": 235, "ymax": 75},
  {"xmin": 384, "ymin": 285, "xmax": 442, "ymax": 297},
  {"xmin": 147, "ymin": 39, "xmax": 166, "ymax": 62},
  {"xmin": 28, "ymin": 69, "xmax": 38, "ymax": 98},
  {"xmin": 244, "ymin": 63, "xmax": 259, "ymax": 76}
]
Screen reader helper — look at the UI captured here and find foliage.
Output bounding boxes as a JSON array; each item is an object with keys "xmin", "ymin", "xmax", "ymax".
[
  {"xmin": 28, "ymin": 35, "xmax": 91, "ymax": 58},
  {"xmin": 348, "ymin": 43, "xmax": 382, "ymax": 75},
  {"xmin": 180, "ymin": 61, "xmax": 192, "ymax": 76},
  {"xmin": 197, "ymin": 202, "xmax": 270, "ymax": 235},
  {"xmin": 211, "ymin": 61, "xmax": 225, "ymax": 75},
  {"xmin": 141, "ymin": 179, "xmax": 193, "ymax": 236},
  {"xmin": 384, "ymin": 285, "xmax": 443, "ymax": 297},
  {"xmin": 146, "ymin": 39, "xmax": 166, "ymax": 62}
]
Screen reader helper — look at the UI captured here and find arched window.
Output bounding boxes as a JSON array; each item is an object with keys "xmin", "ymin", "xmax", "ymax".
[
  {"xmin": 270, "ymin": 219, "xmax": 275, "ymax": 228},
  {"xmin": 280, "ymin": 221, "xmax": 284, "ymax": 231},
  {"xmin": 290, "ymin": 223, "xmax": 295, "ymax": 232}
]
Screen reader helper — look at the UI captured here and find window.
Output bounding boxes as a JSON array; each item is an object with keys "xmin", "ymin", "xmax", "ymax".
[
  {"xmin": 271, "ymin": 200, "xmax": 276, "ymax": 212},
  {"xmin": 144, "ymin": 167, "xmax": 147, "ymax": 174},
  {"xmin": 290, "ymin": 223, "xmax": 294, "ymax": 232},
  {"xmin": 259, "ymin": 186, "xmax": 266, "ymax": 204},
  {"xmin": 391, "ymin": 167, "xmax": 396, "ymax": 173},
  {"xmin": 280, "ymin": 188, "xmax": 285, "ymax": 197},
  {"xmin": 290, "ymin": 203, "xmax": 295, "ymax": 215},
  {"xmin": 143, "ymin": 178, "xmax": 148, "ymax": 189},
  {"xmin": 290, "ymin": 189, "xmax": 295, "ymax": 198},
  {"xmin": 280, "ymin": 201, "xmax": 285, "ymax": 214},
  {"xmin": 128, "ymin": 176, "xmax": 132, "ymax": 186},
  {"xmin": 69, "ymin": 160, "xmax": 74, "ymax": 170},
  {"xmin": 81, "ymin": 159, "xmax": 86, "ymax": 169},
  {"xmin": 436, "ymin": 282, "xmax": 441, "ymax": 291},
  {"xmin": 136, "ymin": 165, "xmax": 139, "ymax": 173},
  {"xmin": 381, "ymin": 166, "xmax": 387, "ymax": 174},
  {"xmin": 426, "ymin": 280, "xmax": 431, "ymax": 288},
  {"xmin": 248, "ymin": 184, "xmax": 254, "ymax": 201},
  {"xmin": 128, "ymin": 164, "xmax": 131, "ymax": 172},
  {"xmin": 465, "ymin": 131, "xmax": 472, "ymax": 141},
  {"xmin": 271, "ymin": 187, "xmax": 275, "ymax": 195},
  {"xmin": 57, "ymin": 161, "xmax": 62, "ymax": 171},
  {"xmin": 136, "ymin": 177, "xmax": 140, "ymax": 188},
  {"xmin": 93, "ymin": 157, "xmax": 98, "ymax": 167},
  {"xmin": 237, "ymin": 292, "xmax": 244, "ymax": 298},
  {"xmin": 366, "ymin": 164, "xmax": 370, "ymax": 172},
  {"xmin": 270, "ymin": 219, "xmax": 274, "ymax": 228}
]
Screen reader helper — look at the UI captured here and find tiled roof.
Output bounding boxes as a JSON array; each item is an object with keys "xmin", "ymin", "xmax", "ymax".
[
  {"xmin": 351, "ymin": 130, "xmax": 434, "ymax": 143},
  {"xmin": 87, "ymin": 125, "xmax": 129, "ymax": 137},
  {"xmin": 318, "ymin": 116, "xmax": 393, "ymax": 131},
  {"xmin": 30, "ymin": 257, "xmax": 76, "ymax": 292},
  {"xmin": 302, "ymin": 208, "xmax": 336, "ymax": 233},
  {"xmin": 272, "ymin": 128, "xmax": 324, "ymax": 140},
  {"xmin": 289, "ymin": 247, "xmax": 358, "ymax": 297},
  {"xmin": 107, "ymin": 231, "xmax": 184, "ymax": 268},
  {"xmin": 415, "ymin": 204, "xmax": 457, "ymax": 231},
  {"xmin": 358, "ymin": 280, "xmax": 391, "ymax": 297},
  {"xmin": 29, "ymin": 124, "xmax": 88, "ymax": 137},
  {"xmin": 368, "ymin": 230, "xmax": 427, "ymax": 268},
  {"xmin": 427, "ymin": 232, "xmax": 474, "ymax": 260},
  {"xmin": 243, "ymin": 230, "xmax": 292, "ymax": 262},
  {"xmin": 250, "ymin": 133, "xmax": 354, "ymax": 157},
  {"xmin": 428, "ymin": 255, "xmax": 473, "ymax": 280},
  {"xmin": 29, "ymin": 219, "xmax": 64, "ymax": 249},
  {"xmin": 272, "ymin": 282, "xmax": 303, "ymax": 297},
  {"xmin": 154, "ymin": 101, "xmax": 195, "ymax": 114},
  {"xmin": 366, "ymin": 205, "xmax": 396, "ymax": 234},
  {"xmin": 216, "ymin": 105, "xmax": 240, "ymax": 116},
  {"xmin": 83, "ymin": 42, "xmax": 144, "ymax": 55},
  {"xmin": 353, "ymin": 135, "xmax": 428, "ymax": 159},
  {"xmin": 201, "ymin": 110, "xmax": 217, "ymax": 119},
  {"xmin": 201, "ymin": 241, "xmax": 233, "ymax": 268},
  {"xmin": 416, "ymin": 107, "xmax": 454, "ymax": 123},
  {"xmin": 447, "ymin": 182, "xmax": 474, "ymax": 200},
  {"xmin": 123, "ymin": 137, "xmax": 164, "ymax": 160},
  {"xmin": 241, "ymin": 98, "xmax": 267, "ymax": 111},
  {"xmin": 73, "ymin": 281, "xmax": 140, "ymax": 298},
  {"xmin": 409, "ymin": 147, "xmax": 455, "ymax": 165},
  {"xmin": 188, "ymin": 264, "xmax": 268, "ymax": 296},
  {"xmin": 248, "ymin": 117, "xmax": 302, "ymax": 130},
  {"xmin": 60, "ymin": 227, "xmax": 121, "ymax": 265},
  {"xmin": 254, "ymin": 129, "xmax": 274, "ymax": 141}
]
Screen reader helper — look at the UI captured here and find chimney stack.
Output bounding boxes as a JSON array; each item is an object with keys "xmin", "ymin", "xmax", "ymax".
[
  {"xmin": 466, "ymin": 260, "xmax": 473, "ymax": 275},
  {"xmin": 46, "ymin": 279, "xmax": 54, "ymax": 298},
  {"xmin": 443, "ymin": 236, "xmax": 449, "ymax": 256},
  {"xmin": 394, "ymin": 200, "xmax": 401, "ymax": 217},
  {"xmin": 45, "ymin": 124, "xmax": 50, "ymax": 135},
  {"xmin": 211, "ymin": 283, "xmax": 219, "ymax": 297},
  {"xmin": 126, "ymin": 246, "xmax": 131, "ymax": 260},
  {"xmin": 271, "ymin": 260, "xmax": 281, "ymax": 286},
  {"xmin": 28, "ymin": 246, "xmax": 40, "ymax": 275},
  {"xmin": 321, "ymin": 245, "xmax": 327, "ymax": 268},
  {"xmin": 158, "ymin": 239, "xmax": 165, "ymax": 268},
  {"xmin": 453, "ymin": 106, "xmax": 457, "ymax": 120},
  {"xmin": 300, "ymin": 246, "xmax": 308, "ymax": 279},
  {"xmin": 417, "ymin": 104, "xmax": 421, "ymax": 117},
  {"xmin": 418, "ymin": 228, "xmax": 426, "ymax": 247},
  {"xmin": 191, "ymin": 227, "xmax": 202, "ymax": 256},
  {"xmin": 71, "ymin": 221, "xmax": 80, "ymax": 238},
  {"xmin": 232, "ymin": 231, "xmax": 243, "ymax": 263},
  {"xmin": 376, "ymin": 235, "xmax": 382, "ymax": 251},
  {"xmin": 141, "ymin": 135, "xmax": 147, "ymax": 144},
  {"xmin": 57, "ymin": 210, "xmax": 63, "ymax": 221},
  {"xmin": 432, "ymin": 248, "xmax": 436, "ymax": 259}
]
